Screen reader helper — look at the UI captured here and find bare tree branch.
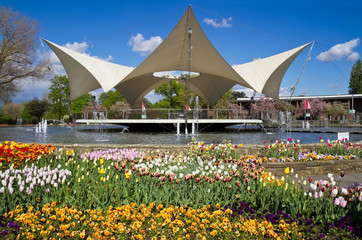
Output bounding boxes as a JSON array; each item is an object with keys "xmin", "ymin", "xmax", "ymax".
[{"xmin": 0, "ymin": 7, "xmax": 48, "ymax": 103}]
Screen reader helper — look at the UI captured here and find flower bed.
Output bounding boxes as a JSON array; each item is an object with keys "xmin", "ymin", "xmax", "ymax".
[
  {"xmin": 0, "ymin": 140, "xmax": 361, "ymax": 239},
  {"xmin": 0, "ymin": 141, "xmax": 55, "ymax": 170}
]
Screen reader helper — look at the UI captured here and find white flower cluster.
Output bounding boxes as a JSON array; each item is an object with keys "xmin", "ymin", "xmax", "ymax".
[
  {"xmin": 135, "ymin": 155, "xmax": 238, "ymax": 180},
  {"xmin": 0, "ymin": 164, "xmax": 72, "ymax": 195}
]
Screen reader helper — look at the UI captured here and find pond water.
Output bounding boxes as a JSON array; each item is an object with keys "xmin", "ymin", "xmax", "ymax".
[{"xmin": 0, "ymin": 125, "xmax": 361, "ymax": 145}]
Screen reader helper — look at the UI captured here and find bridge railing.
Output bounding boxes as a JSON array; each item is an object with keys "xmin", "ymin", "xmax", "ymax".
[
  {"xmin": 290, "ymin": 120, "xmax": 361, "ymax": 129},
  {"xmin": 81, "ymin": 108, "xmax": 259, "ymax": 120}
]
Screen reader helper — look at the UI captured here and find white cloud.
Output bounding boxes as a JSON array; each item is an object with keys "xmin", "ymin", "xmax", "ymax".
[
  {"xmin": 300, "ymin": 89, "xmax": 310, "ymax": 95},
  {"xmin": 203, "ymin": 17, "xmax": 232, "ymax": 28},
  {"xmin": 64, "ymin": 42, "xmax": 89, "ymax": 53},
  {"xmin": 11, "ymin": 79, "xmax": 51, "ymax": 103},
  {"xmin": 91, "ymin": 88, "xmax": 105, "ymax": 100},
  {"xmin": 101, "ymin": 55, "xmax": 114, "ymax": 61},
  {"xmin": 347, "ymin": 52, "xmax": 360, "ymax": 62},
  {"xmin": 253, "ymin": 57, "xmax": 262, "ymax": 61},
  {"xmin": 316, "ymin": 38, "xmax": 360, "ymax": 62},
  {"xmin": 328, "ymin": 83, "xmax": 340, "ymax": 88},
  {"xmin": 127, "ymin": 33, "xmax": 163, "ymax": 56},
  {"xmin": 145, "ymin": 90, "xmax": 163, "ymax": 104},
  {"xmin": 279, "ymin": 87, "xmax": 290, "ymax": 97},
  {"xmin": 232, "ymin": 85, "xmax": 263, "ymax": 97},
  {"xmin": 153, "ymin": 71, "xmax": 178, "ymax": 78}
]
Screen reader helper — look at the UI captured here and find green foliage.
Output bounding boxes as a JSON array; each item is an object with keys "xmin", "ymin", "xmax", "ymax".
[
  {"xmin": 0, "ymin": 114, "xmax": 15, "ymax": 124},
  {"xmin": 275, "ymin": 100, "xmax": 295, "ymax": 112},
  {"xmin": 24, "ymin": 98, "xmax": 50, "ymax": 122},
  {"xmin": 48, "ymin": 75, "xmax": 92, "ymax": 120},
  {"xmin": 153, "ymin": 80, "xmax": 208, "ymax": 109},
  {"xmin": 1, "ymin": 141, "xmax": 362, "ymax": 239},
  {"xmin": 70, "ymin": 93, "xmax": 92, "ymax": 114},
  {"xmin": 48, "ymin": 76, "xmax": 69, "ymax": 104},
  {"xmin": 325, "ymin": 102, "xmax": 347, "ymax": 120},
  {"xmin": 232, "ymin": 90, "xmax": 247, "ymax": 99},
  {"xmin": 1, "ymin": 102, "xmax": 24, "ymax": 122},
  {"xmin": 348, "ymin": 59, "xmax": 362, "ymax": 94},
  {"xmin": 154, "ymin": 80, "xmax": 184, "ymax": 108},
  {"xmin": 98, "ymin": 90, "xmax": 125, "ymax": 109},
  {"xmin": 212, "ymin": 90, "xmax": 234, "ymax": 118},
  {"xmin": 20, "ymin": 107, "xmax": 36, "ymax": 124}
]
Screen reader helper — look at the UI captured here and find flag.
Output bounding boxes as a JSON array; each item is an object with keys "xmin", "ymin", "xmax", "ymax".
[
  {"xmin": 185, "ymin": 104, "xmax": 191, "ymax": 111},
  {"xmin": 142, "ymin": 102, "xmax": 146, "ymax": 111},
  {"xmin": 305, "ymin": 99, "xmax": 311, "ymax": 110}
]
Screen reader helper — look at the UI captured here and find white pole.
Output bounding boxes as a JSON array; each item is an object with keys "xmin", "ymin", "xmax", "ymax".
[
  {"xmin": 177, "ymin": 121, "xmax": 180, "ymax": 135},
  {"xmin": 192, "ymin": 119, "xmax": 195, "ymax": 135}
]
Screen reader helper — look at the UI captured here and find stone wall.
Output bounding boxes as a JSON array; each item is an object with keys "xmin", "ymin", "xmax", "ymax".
[{"xmin": 264, "ymin": 159, "xmax": 362, "ymax": 176}]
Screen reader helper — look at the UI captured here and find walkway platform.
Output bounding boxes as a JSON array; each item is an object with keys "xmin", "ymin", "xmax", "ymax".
[
  {"xmin": 291, "ymin": 127, "xmax": 361, "ymax": 134},
  {"xmin": 75, "ymin": 119, "xmax": 263, "ymax": 132}
]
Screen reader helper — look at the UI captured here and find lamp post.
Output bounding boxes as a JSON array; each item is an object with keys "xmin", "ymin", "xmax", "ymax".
[
  {"xmin": 352, "ymin": 93, "xmax": 355, "ymax": 122},
  {"xmin": 182, "ymin": 7, "xmax": 193, "ymax": 135},
  {"xmin": 181, "ymin": 73, "xmax": 189, "ymax": 134}
]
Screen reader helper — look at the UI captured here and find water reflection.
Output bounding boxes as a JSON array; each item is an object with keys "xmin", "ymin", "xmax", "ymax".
[{"xmin": 0, "ymin": 125, "xmax": 361, "ymax": 145}]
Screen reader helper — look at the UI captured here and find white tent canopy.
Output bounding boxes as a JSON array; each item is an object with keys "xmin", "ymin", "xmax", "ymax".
[{"xmin": 43, "ymin": 6, "xmax": 311, "ymax": 105}]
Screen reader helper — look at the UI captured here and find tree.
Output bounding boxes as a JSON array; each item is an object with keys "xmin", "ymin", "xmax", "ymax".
[
  {"xmin": 110, "ymin": 101, "xmax": 132, "ymax": 119},
  {"xmin": 250, "ymin": 98, "xmax": 275, "ymax": 119},
  {"xmin": 251, "ymin": 98, "xmax": 275, "ymax": 112},
  {"xmin": 228, "ymin": 103, "xmax": 244, "ymax": 119},
  {"xmin": 20, "ymin": 106, "xmax": 36, "ymax": 124},
  {"xmin": 348, "ymin": 59, "xmax": 362, "ymax": 94},
  {"xmin": 212, "ymin": 90, "xmax": 235, "ymax": 118},
  {"xmin": 48, "ymin": 75, "xmax": 92, "ymax": 120},
  {"xmin": 48, "ymin": 76, "xmax": 70, "ymax": 119},
  {"xmin": 295, "ymin": 98, "xmax": 327, "ymax": 118},
  {"xmin": 154, "ymin": 80, "xmax": 183, "ymax": 108},
  {"xmin": 325, "ymin": 102, "xmax": 347, "ymax": 120},
  {"xmin": 2, "ymin": 102, "xmax": 24, "ymax": 121},
  {"xmin": 275, "ymin": 100, "xmax": 295, "ymax": 113},
  {"xmin": 24, "ymin": 98, "xmax": 50, "ymax": 122},
  {"xmin": 98, "ymin": 90, "xmax": 125, "ymax": 109},
  {"xmin": 0, "ymin": 7, "xmax": 47, "ymax": 103},
  {"xmin": 70, "ymin": 93, "xmax": 92, "ymax": 116},
  {"xmin": 232, "ymin": 90, "xmax": 247, "ymax": 100}
]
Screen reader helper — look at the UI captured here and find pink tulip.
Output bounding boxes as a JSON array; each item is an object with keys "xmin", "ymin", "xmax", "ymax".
[
  {"xmin": 314, "ymin": 191, "xmax": 319, "ymax": 199},
  {"xmin": 340, "ymin": 199, "xmax": 347, "ymax": 208}
]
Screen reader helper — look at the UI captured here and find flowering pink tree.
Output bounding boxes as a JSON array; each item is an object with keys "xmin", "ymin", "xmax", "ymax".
[
  {"xmin": 110, "ymin": 101, "xmax": 132, "ymax": 119},
  {"xmin": 295, "ymin": 98, "xmax": 327, "ymax": 119},
  {"xmin": 250, "ymin": 98, "xmax": 276, "ymax": 119},
  {"xmin": 228, "ymin": 103, "xmax": 245, "ymax": 118}
]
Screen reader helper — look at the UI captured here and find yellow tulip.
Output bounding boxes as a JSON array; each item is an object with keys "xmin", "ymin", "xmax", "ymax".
[
  {"xmin": 100, "ymin": 158, "xmax": 104, "ymax": 165},
  {"xmin": 284, "ymin": 167, "xmax": 290, "ymax": 175}
]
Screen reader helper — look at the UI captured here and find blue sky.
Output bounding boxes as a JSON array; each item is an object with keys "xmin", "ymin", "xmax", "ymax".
[{"xmin": 4, "ymin": 0, "xmax": 361, "ymax": 103}]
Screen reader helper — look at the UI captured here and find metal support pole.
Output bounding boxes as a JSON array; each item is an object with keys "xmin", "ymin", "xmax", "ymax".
[{"xmin": 177, "ymin": 121, "xmax": 180, "ymax": 135}]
